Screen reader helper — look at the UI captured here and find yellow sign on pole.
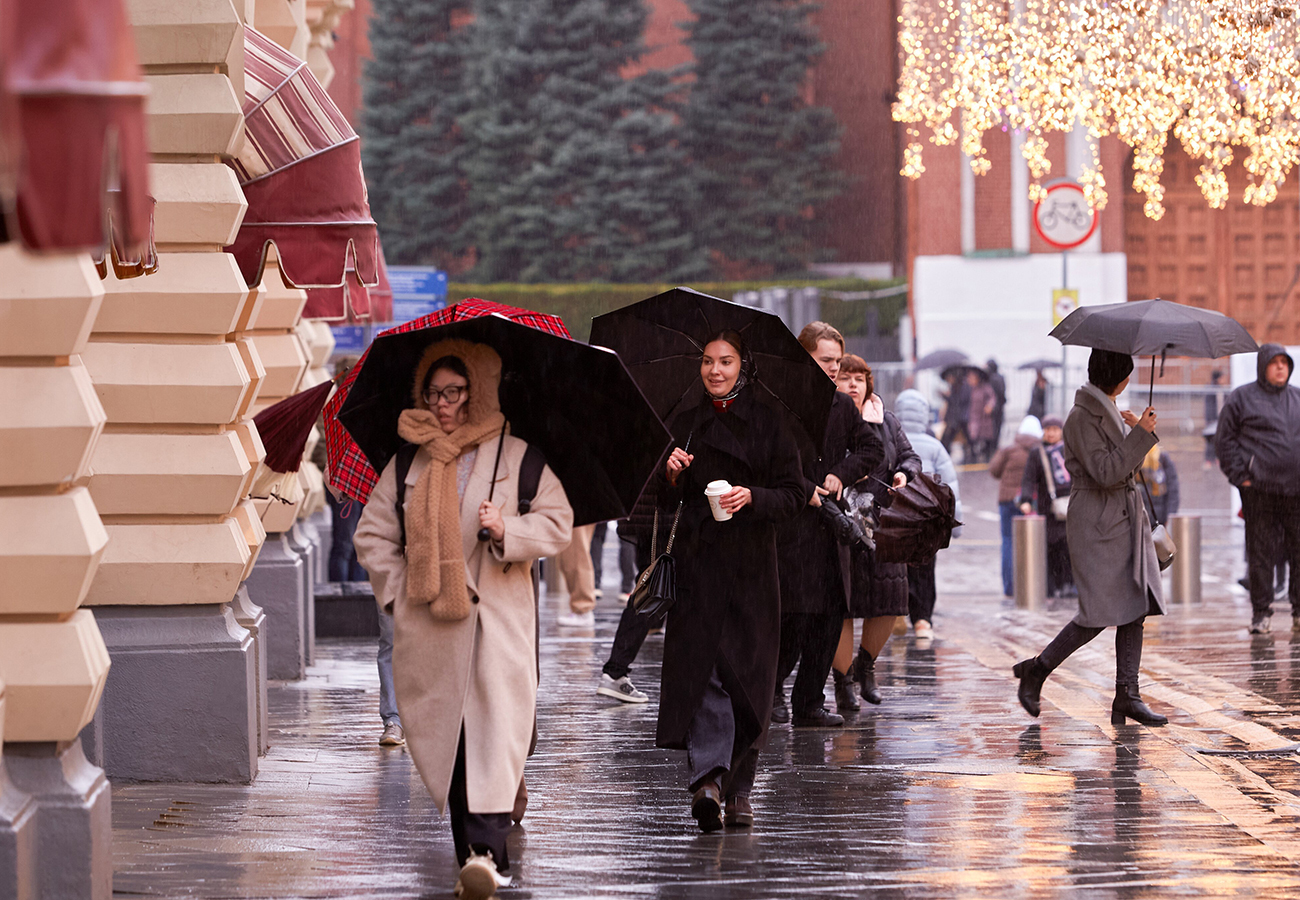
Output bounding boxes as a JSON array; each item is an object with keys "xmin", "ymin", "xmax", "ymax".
[{"xmin": 1052, "ymin": 288, "xmax": 1078, "ymax": 326}]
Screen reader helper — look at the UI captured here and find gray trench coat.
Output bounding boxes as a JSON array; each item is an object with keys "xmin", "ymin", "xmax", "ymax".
[
  {"xmin": 1063, "ymin": 384, "xmax": 1163, "ymax": 627},
  {"xmin": 354, "ymin": 435, "xmax": 573, "ymax": 814}
]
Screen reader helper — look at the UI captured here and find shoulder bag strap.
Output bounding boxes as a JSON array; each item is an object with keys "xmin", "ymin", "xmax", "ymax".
[{"xmin": 1038, "ymin": 444, "xmax": 1057, "ymax": 501}]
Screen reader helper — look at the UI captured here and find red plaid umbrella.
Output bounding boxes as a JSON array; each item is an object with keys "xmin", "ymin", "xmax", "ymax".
[{"xmin": 324, "ymin": 299, "xmax": 570, "ymax": 503}]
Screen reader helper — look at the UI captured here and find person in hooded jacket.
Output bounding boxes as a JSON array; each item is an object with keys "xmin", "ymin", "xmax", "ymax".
[
  {"xmin": 990, "ymin": 416, "xmax": 1043, "ymax": 597},
  {"xmin": 354, "ymin": 340, "xmax": 574, "ymax": 899},
  {"xmin": 1013, "ymin": 349, "xmax": 1168, "ymax": 728},
  {"xmin": 894, "ymin": 389, "xmax": 963, "ymax": 639},
  {"xmin": 1216, "ymin": 343, "xmax": 1300, "ymax": 634}
]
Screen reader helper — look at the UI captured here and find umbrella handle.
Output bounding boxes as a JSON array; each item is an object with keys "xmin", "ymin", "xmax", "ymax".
[{"xmin": 477, "ymin": 422, "xmax": 509, "ymax": 542}]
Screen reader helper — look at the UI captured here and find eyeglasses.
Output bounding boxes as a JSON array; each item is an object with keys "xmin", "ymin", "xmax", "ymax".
[{"xmin": 424, "ymin": 384, "xmax": 468, "ymax": 405}]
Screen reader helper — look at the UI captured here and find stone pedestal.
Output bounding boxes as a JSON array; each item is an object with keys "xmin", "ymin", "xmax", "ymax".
[
  {"xmin": 87, "ymin": 605, "xmax": 257, "ymax": 783},
  {"xmin": 3, "ymin": 741, "xmax": 110, "ymax": 899},
  {"xmin": 243, "ymin": 533, "xmax": 305, "ymax": 680},
  {"xmin": 307, "ymin": 509, "xmax": 331, "ymax": 583},
  {"xmin": 286, "ymin": 523, "xmax": 315, "ymax": 667},
  {"xmin": 229, "ymin": 588, "xmax": 269, "ymax": 755},
  {"xmin": 0, "ymin": 762, "xmax": 35, "ymax": 900}
]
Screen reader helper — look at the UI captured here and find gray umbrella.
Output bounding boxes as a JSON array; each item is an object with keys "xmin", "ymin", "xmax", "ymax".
[
  {"xmin": 1050, "ymin": 298, "xmax": 1257, "ymax": 405},
  {"xmin": 915, "ymin": 348, "xmax": 969, "ymax": 370}
]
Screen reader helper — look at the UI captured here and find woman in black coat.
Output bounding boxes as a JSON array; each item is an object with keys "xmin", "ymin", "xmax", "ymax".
[
  {"xmin": 833, "ymin": 355, "xmax": 923, "ymax": 705},
  {"xmin": 657, "ymin": 330, "xmax": 805, "ymax": 833}
]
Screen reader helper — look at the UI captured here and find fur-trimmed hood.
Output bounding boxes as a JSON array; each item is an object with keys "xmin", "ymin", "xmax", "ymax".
[{"xmin": 410, "ymin": 339, "xmax": 502, "ymax": 424}]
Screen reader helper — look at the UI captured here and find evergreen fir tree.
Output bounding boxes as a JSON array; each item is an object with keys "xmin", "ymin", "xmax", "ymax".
[
  {"xmin": 681, "ymin": 0, "xmax": 844, "ymax": 276},
  {"xmin": 458, "ymin": 0, "xmax": 706, "ymax": 282},
  {"xmin": 362, "ymin": 0, "xmax": 471, "ymax": 267}
]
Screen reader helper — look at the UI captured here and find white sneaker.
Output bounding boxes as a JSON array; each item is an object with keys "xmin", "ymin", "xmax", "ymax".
[
  {"xmin": 597, "ymin": 673, "xmax": 649, "ymax": 703},
  {"xmin": 914, "ymin": 620, "xmax": 934, "ymax": 640},
  {"xmin": 557, "ymin": 610, "xmax": 595, "ymax": 628},
  {"xmin": 456, "ymin": 851, "xmax": 511, "ymax": 899}
]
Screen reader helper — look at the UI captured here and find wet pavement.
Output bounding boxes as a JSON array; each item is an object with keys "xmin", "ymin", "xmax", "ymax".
[{"xmin": 110, "ymin": 440, "xmax": 1300, "ymax": 898}]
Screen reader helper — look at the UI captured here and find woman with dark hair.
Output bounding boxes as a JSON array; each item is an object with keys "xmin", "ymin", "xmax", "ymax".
[
  {"xmin": 832, "ymin": 354, "xmax": 922, "ymax": 706},
  {"xmin": 354, "ymin": 341, "xmax": 573, "ymax": 898},
  {"xmin": 1013, "ymin": 349, "xmax": 1168, "ymax": 727},
  {"xmin": 656, "ymin": 329, "xmax": 805, "ymax": 832}
]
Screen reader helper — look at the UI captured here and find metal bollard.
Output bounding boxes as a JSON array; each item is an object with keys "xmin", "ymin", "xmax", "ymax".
[
  {"xmin": 1169, "ymin": 514, "xmax": 1201, "ymax": 604},
  {"xmin": 1013, "ymin": 515, "xmax": 1048, "ymax": 610}
]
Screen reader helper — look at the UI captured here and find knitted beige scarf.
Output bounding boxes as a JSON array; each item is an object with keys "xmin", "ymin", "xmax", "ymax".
[{"xmin": 397, "ymin": 408, "xmax": 506, "ymax": 619}]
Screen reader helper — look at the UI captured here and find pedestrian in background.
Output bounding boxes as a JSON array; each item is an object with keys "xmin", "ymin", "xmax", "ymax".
[
  {"xmin": 940, "ymin": 369, "xmax": 972, "ymax": 460},
  {"xmin": 1216, "ymin": 343, "xmax": 1300, "ymax": 634},
  {"xmin": 1027, "ymin": 369, "xmax": 1049, "ymax": 420},
  {"xmin": 1139, "ymin": 445, "xmax": 1180, "ymax": 526},
  {"xmin": 773, "ymin": 324, "xmax": 881, "ymax": 726},
  {"xmin": 1203, "ymin": 370, "xmax": 1223, "ymax": 469},
  {"xmin": 656, "ymin": 331, "xmax": 805, "ymax": 833},
  {"xmin": 967, "ymin": 369, "xmax": 998, "ymax": 463},
  {"xmin": 895, "ymin": 389, "xmax": 963, "ymax": 639},
  {"xmin": 594, "ymin": 489, "xmax": 659, "ymax": 704},
  {"xmin": 555, "ymin": 523, "xmax": 598, "ymax": 628},
  {"xmin": 1020, "ymin": 415, "xmax": 1073, "ymax": 598},
  {"xmin": 990, "ymin": 416, "xmax": 1042, "ymax": 597},
  {"xmin": 354, "ymin": 342, "xmax": 574, "ymax": 897},
  {"xmin": 987, "ymin": 359, "xmax": 1007, "ymax": 449},
  {"xmin": 832, "ymin": 355, "xmax": 922, "ymax": 706},
  {"xmin": 1013, "ymin": 349, "xmax": 1168, "ymax": 727}
]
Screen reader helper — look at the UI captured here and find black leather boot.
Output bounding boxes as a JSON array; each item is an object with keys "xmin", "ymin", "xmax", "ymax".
[
  {"xmin": 854, "ymin": 647, "xmax": 882, "ymax": 705},
  {"xmin": 1012, "ymin": 657, "xmax": 1050, "ymax": 717},
  {"xmin": 1111, "ymin": 682, "xmax": 1167, "ymax": 726},
  {"xmin": 833, "ymin": 667, "xmax": 860, "ymax": 712}
]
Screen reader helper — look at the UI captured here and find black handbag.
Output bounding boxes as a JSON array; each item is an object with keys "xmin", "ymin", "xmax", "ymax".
[{"xmin": 631, "ymin": 435, "xmax": 690, "ymax": 624}]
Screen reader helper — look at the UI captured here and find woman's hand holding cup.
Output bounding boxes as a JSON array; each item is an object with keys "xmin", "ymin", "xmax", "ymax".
[
  {"xmin": 719, "ymin": 486, "xmax": 751, "ymax": 514},
  {"xmin": 666, "ymin": 447, "xmax": 694, "ymax": 485}
]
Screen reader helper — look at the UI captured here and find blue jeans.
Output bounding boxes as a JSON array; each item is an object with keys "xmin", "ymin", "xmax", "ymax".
[
  {"xmin": 378, "ymin": 608, "xmax": 399, "ymax": 726},
  {"xmin": 999, "ymin": 501, "xmax": 1016, "ymax": 596}
]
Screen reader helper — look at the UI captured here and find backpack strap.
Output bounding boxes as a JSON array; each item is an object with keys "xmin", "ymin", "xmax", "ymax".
[
  {"xmin": 393, "ymin": 442, "xmax": 419, "ymax": 552},
  {"xmin": 516, "ymin": 444, "xmax": 546, "ymax": 514}
]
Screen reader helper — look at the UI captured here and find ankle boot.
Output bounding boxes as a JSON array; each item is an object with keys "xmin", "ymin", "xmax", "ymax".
[
  {"xmin": 1110, "ymin": 682, "xmax": 1167, "ymax": 726},
  {"xmin": 854, "ymin": 647, "xmax": 882, "ymax": 705},
  {"xmin": 832, "ymin": 668, "xmax": 860, "ymax": 712},
  {"xmin": 1012, "ymin": 657, "xmax": 1050, "ymax": 717}
]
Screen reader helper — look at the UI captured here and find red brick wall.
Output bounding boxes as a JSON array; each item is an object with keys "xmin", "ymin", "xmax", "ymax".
[
  {"xmin": 974, "ymin": 130, "xmax": 1013, "ymax": 250},
  {"xmin": 326, "ymin": 0, "xmax": 371, "ymax": 127},
  {"xmin": 912, "ymin": 139, "xmax": 962, "ymax": 256}
]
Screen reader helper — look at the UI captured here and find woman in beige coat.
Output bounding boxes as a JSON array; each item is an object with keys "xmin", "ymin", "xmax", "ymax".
[{"xmin": 354, "ymin": 339, "xmax": 573, "ymax": 899}]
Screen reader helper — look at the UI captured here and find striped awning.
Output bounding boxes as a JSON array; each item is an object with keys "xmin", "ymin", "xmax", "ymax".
[
  {"xmin": 303, "ymin": 241, "xmax": 391, "ymax": 323},
  {"xmin": 1, "ymin": 0, "xmax": 156, "ymax": 274},
  {"xmin": 225, "ymin": 27, "xmax": 378, "ymax": 293}
]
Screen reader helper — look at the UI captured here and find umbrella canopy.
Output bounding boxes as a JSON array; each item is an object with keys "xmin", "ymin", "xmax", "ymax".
[
  {"xmin": 940, "ymin": 363, "xmax": 987, "ymax": 383},
  {"xmin": 1018, "ymin": 359, "xmax": 1063, "ymax": 370},
  {"xmin": 1049, "ymin": 299, "xmax": 1258, "ymax": 359},
  {"xmin": 589, "ymin": 287, "xmax": 836, "ymax": 454},
  {"xmin": 914, "ymin": 348, "xmax": 969, "ymax": 371},
  {"xmin": 873, "ymin": 473, "xmax": 961, "ymax": 566},
  {"xmin": 337, "ymin": 315, "xmax": 671, "ymax": 527},
  {"xmin": 250, "ymin": 379, "xmax": 334, "ymax": 504},
  {"xmin": 325, "ymin": 299, "xmax": 580, "ymax": 504},
  {"xmin": 224, "ymin": 27, "xmax": 378, "ymax": 294}
]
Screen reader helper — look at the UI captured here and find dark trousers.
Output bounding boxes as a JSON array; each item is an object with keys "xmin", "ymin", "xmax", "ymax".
[
  {"xmin": 327, "ymin": 491, "xmax": 367, "ymax": 582},
  {"xmin": 941, "ymin": 421, "xmax": 970, "ymax": 456},
  {"xmin": 907, "ymin": 559, "xmax": 937, "ymax": 624},
  {"xmin": 449, "ymin": 730, "xmax": 512, "ymax": 870},
  {"xmin": 776, "ymin": 612, "xmax": 842, "ymax": 715},
  {"xmin": 1241, "ymin": 488, "xmax": 1300, "ymax": 616},
  {"xmin": 591, "ymin": 522, "xmax": 607, "ymax": 588},
  {"xmin": 1039, "ymin": 618, "xmax": 1145, "ymax": 684},
  {"xmin": 602, "ymin": 538, "xmax": 651, "ymax": 680},
  {"xmin": 686, "ymin": 665, "xmax": 759, "ymax": 799},
  {"xmin": 1046, "ymin": 537, "xmax": 1073, "ymax": 597}
]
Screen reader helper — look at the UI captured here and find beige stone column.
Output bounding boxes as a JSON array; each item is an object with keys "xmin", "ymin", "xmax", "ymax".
[
  {"xmin": 78, "ymin": 0, "xmax": 264, "ymax": 784},
  {"xmin": 0, "ymin": 246, "xmax": 114, "ymax": 899}
]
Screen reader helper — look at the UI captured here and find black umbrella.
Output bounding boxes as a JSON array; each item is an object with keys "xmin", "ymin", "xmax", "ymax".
[
  {"xmin": 872, "ymin": 472, "xmax": 962, "ymax": 566},
  {"xmin": 589, "ymin": 287, "xmax": 836, "ymax": 453},
  {"xmin": 1017, "ymin": 359, "xmax": 1062, "ymax": 371},
  {"xmin": 940, "ymin": 363, "xmax": 987, "ymax": 383},
  {"xmin": 915, "ymin": 348, "xmax": 969, "ymax": 371},
  {"xmin": 1050, "ymin": 298, "xmax": 1258, "ymax": 405},
  {"xmin": 337, "ymin": 314, "xmax": 672, "ymax": 527}
]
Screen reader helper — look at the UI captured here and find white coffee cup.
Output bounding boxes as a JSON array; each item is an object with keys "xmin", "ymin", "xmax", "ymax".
[{"xmin": 705, "ymin": 480, "xmax": 733, "ymax": 521}]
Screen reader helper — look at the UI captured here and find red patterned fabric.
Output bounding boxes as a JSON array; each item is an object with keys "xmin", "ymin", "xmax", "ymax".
[
  {"xmin": 224, "ymin": 28, "xmax": 377, "ymax": 293},
  {"xmin": 324, "ymin": 300, "xmax": 571, "ymax": 503}
]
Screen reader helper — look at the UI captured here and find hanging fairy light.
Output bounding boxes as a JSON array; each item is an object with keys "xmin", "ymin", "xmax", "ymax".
[{"xmin": 894, "ymin": 0, "xmax": 1300, "ymax": 219}]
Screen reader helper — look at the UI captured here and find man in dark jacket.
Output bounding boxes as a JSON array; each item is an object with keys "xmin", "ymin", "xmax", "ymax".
[
  {"xmin": 1217, "ymin": 344, "xmax": 1300, "ymax": 634},
  {"xmin": 773, "ymin": 323, "xmax": 882, "ymax": 728}
]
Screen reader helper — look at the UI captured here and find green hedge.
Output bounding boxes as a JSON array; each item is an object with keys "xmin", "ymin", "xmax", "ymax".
[{"xmin": 445, "ymin": 279, "xmax": 907, "ymax": 343}]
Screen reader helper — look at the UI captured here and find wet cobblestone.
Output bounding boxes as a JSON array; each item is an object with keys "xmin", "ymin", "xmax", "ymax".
[{"xmin": 110, "ymin": 441, "xmax": 1300, "ymax": 898}]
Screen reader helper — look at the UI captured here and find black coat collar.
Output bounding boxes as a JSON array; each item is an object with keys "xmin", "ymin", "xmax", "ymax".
[{"xmin": 691, "ymin": 387, "xmax": 757, "ymax": 468}]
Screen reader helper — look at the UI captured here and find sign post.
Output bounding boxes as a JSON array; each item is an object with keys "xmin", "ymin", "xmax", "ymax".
[{"xmin": 1034, "ymin": 181, "xmax": 1097, "ymax": 414}]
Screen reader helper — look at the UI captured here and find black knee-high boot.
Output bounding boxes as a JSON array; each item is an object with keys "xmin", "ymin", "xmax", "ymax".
[
  {"xmin": 1014, "ymin": 620, "xmax": 1104, "ymax": 718},
  {"xmin": 853, "ymin": 647, "xmax": 882, "ymax": 705},
  {"xmin": 1110, "ymin": 620, "xmax": 1167, "ymax": 726}
]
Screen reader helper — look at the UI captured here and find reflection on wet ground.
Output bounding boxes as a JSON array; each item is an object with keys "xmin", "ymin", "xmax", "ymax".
[{"xmin": 111, "ymin": 443, "xmax": 1300, "ymax": 898}]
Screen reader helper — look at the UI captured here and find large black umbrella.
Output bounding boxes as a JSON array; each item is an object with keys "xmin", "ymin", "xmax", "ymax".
[
  {"xmin": 915, "ymin": 348, "xmax": 969, "ymax": 371},
  {"xmin": 1050, "ymin": 298, "xmax": 1258, "ymax": 404},
  {"xmin": 873, "ymin": 472, "xmax": 962, "ymax": 566},
  {"xmin": 589, "ymin": 287, "xmax": 836, "ymax": 452},
  {"xmin": 337, "ymin": 314, "xmax": 672, "ymax": 527},
  {"xmin": 1017, "ymin": 359, "xmax": 1062, "ymax": 371}
]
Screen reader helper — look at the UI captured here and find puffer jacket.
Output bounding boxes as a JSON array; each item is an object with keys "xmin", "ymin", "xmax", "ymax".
[
  {"xmin": 1217, "ymin": 343, "xmax": 1300, "ymax": 495},
  {"xmin": 894, "ymin": 389, "xmax": 963, "ymax": 536}
]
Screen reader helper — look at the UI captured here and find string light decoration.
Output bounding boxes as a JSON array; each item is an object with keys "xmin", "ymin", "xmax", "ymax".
[{"xmin": 893, "ymin": 0, "xmax": 1300, "ymax": 219}]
